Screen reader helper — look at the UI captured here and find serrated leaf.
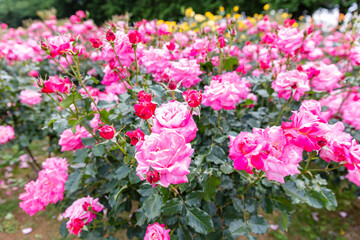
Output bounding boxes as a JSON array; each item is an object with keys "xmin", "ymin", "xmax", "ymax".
[
  {"xmin": 186, "ymin": 208, "xmax": 214, "ymax": 234},
  {"xmin": 185, "ymin": 192, "xmax": 202, "ymax": 207},
  {"xmin": 143, "ymin": 193, "xmax": 163, "ymax": 221},
  {"xmin": 321, "ymin": 187, "xmax": 337, "ymax": 210},
  {"xmin": 177, "ymin": 226, "xmax": 193, "ymax": 240},
  {"xmin": 82, "ymin": 137, "xmax": 96, "ymax": 146},
  {"xmin": 97, "ymin": 100, "xmax": 117, "ymax": 109},
  {"xmin": 224, "ymin": 57, "xmax": 239, "ymax": 71},
  {"xmin": 61, "ymin": 92, "xmax": 82, "ymax": 109},
  {"xmin": 232, "ymin": 198, "xmax": 243, "ymax": 212},
  {"xmin": 248, "ymin": 215, "xmax": 268, "ymax": 234},
  {"xmin": 161, "ymin": 198, "xmax": 183, "ymax": 215},
  {"xmin": 229, "ymin": 219, "xmax": 248, "ymax": 237},
  {"xmin": 73, "ymin": 149, "xmax": 89, "ymax": 163}
]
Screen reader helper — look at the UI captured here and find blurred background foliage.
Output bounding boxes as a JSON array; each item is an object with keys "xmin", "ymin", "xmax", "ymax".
[{"xmin": 0, "ymin": 0, "xmax": 357, "ymax": 27}]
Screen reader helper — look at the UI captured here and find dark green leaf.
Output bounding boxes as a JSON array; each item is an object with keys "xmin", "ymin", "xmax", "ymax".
[
  {"xmin": 143, "ymin": 193, "xmax": 163, "ymax": 221},
  {"xmin": 223, "ymin": 57, "xmax": 239, "ymax": 71},
  {"xmin": 61, "ymin": 92, "xmax": 82, "ymax": 109},
  {"xmin": 161, "ymin": 198, "xmax": 183, "ymax": 215},
  {"xmin": 186, "ymin": 208, "xmax": 214, "ymax": 234},
  {"xmin": 65, "ymin": 171, "xmax": 83, "ymax": 195},
  {"xmin": 97, "ymin": 100, "xmax": 117, "ymax": 109},
  {"xmin": 92, "ymin": 144, "xmax": 105, "ymax": 157},
  {"xmin": 115, "ymin": 165, "xmax": 130, "ymax": 180},
  {"xmin": 229, "ymin": 219, "xmax": 248, "ymax": 237},
  {"xmin": 203, "ymin": 174, "xmax": 221, "ymax": 202},
  {"xmin": 248, "ymin": 215, "xmax": 268, "ymax": 234}
]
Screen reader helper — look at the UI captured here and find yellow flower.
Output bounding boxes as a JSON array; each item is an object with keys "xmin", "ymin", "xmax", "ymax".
[
  {"xmin": 240, "ymin": 34, "xmax": 246, "ymax": 39},
  {"xmin": 185, "ymin": 7, "xmax": 195, "ymax": 18},
  {"xmin": 205, "ymin": 12, "xmax": 214, "ymax": 19},
  {"xmin": 281, "ymin": 13, "xmax": 288, "ymax": 18},
  {"xmin": 157, "ymin": 20, "xmax": 164, "ymax": 25},
  {"xmin": 234, "ymin": 14, "xmax": 241, "ymax": 19},
  {"xmin": 233, "ymin": 6, "xmax": 239, "ymax": 12},
  {"xmin": 219, "ymin": 6, "xmax": 225, "ymax": 12},
  {"xmin": 263, "ymin": 4, "xmax": 270, "ymax": 11},
  {"xmin": 226, "ymin": 13, "xmax": 231, "ymax": 19},
  {"xmin": 292, "ymin": 22, "xmax": 298, "ymax": 27},
  {"xmin": 299, "ymin": 15, "xmax": 304, "ymax": 21},
  {"xmin": 194, "ymin": 14, "xmax": 206, "ymax": 22}
]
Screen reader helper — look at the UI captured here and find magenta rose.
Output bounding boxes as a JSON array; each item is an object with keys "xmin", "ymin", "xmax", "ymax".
[
  {"xmin": 276, "ymin": 27, "xmax": 304, "ymax": 54},
  {"xmin": 152, "ymin": 101, "xmax": 198, "ymax": 143},
  {"xmin": 272, "ymin": 70, "xmax": 310, "ymax": 101},
  {"xmin": 135, "ymin": 130, "xmax": 194, "ymax": 187},
  {"xmin": 19, "ymin": 89, "xmax": 42, "ymax": 106},
  {"xmin": 144, "ymin": 222, "xmax": 170, "ymax": 240}
]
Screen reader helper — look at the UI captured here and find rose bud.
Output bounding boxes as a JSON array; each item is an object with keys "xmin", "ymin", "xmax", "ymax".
[
  {"xmin": 134, "ymin": 101, "xmax": 156, "ymax": 119},
  {"xmin": 89, "ymin": 38, "xmax": 103, "ymax": 48},
  {"xmin": 218, "ymin": 35, "xmax": 225, "ymax": 48},
  {"xmin": 98, "ymin": 125, "xmax": 116, "ymax": 140},
  {"xmin": 69, "ymin": 218, "xmax": 84, "ymax": 235},
  {"xmin": 138, "ymin": 90, "xmax": 152, "ymax": 102},
  {"xmin": 146, "ymin": 170, "xmax": 160, "ymax": 184},
  {"xmin": 126, "ymin": 128, "xmax": 145, "ymax": 145},
  {"xmin": 183, "ymin": 89, "xmax": 202, "ymax": 108},
  {"xmin": 28, "ymin": 70, "xmax": 39, "ymax": 77},
  {"xmin": 167, "ymin": 80, "xmax": 177, "ymax": 90},
  {"xmin": 128, "ymin": 30, "xmax": 142, "ymax": 44},
  {"xmin": 166, "ymin": 41, "xmax": 176, "ymax": 51},
  {"xmin": 106, "ymin": 29, "xmax": 116, "ymax": 42}
]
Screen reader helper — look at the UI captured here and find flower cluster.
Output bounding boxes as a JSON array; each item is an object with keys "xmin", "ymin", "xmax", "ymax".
[
  {"xmin": 0, "ymin": 125, "xmax": 15, "ymax": 145},
  {"xmin": 19, "ymin": 157, "xmax": 69, "ymax": 216},
  {"xmin": 62, "ymin": 196, "xmax": 104, "ymax": 235}
]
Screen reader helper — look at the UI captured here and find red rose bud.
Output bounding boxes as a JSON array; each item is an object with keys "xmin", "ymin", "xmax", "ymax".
[
  {"xmin": 307, "ymin": 24, "xmax": 314, "ymax": 35},
  {"xmin": 89, "ymin": 38, "xmax": 103, "ymax": 48},
  {"xmin": 69, "ymin": 218, "xmax": 85, "ymax": 235},
  {"xmin": 99, "ymin": 125, "xmax": 116, "ymax": 140},
  {"xmin": 167, "ymin": 80, "xmax": 177, "ymax": 90},
  {"xmin": 218, "ymin": 36, "xmax": 225, "ymax": 48},
  {"xmin": 106, "ymin": 29, "xmax": 116, "ymax": 42},
  {"xmin": 126, "ymin": 128, "xmax": 145, "ymax": 145},
  {"xmin": 138, "ymin": 90, "xmax": 152, "ymax": 102},
  {"xmin": 128, "ymin": 30, "xmax": 142, "ymax": 44},
  {"xmin": 183, "ymin": 89, "xmax": 202, "ymax": 108},
  {"xmin": 166, "ymin": 40, "xmax": 176, "ymax": 51},
  {"xmin": 134, "ymin": 101, "xmax": 156, "ymax": 119},
  {"xmin": 146, "ymin": 170, "xmax": 160, "ymax": 184}
]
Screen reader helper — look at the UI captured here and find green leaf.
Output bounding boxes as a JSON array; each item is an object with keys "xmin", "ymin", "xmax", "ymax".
[
  {"xmin": 73, "ymin": 149, "xmax": 89, "ymax": 163},
  {"xmin": 207, "ymin": 145, "xmax": 226, "ymax": 164},
  {"xmin": 260, "ymin": 197, "xmax": 273, "ymax": 214},
  {"xmin": 202, "ymin": 174, "xmax": 221, "ymax": 202},
  {"xmin": 199, "ymin": 61, "xmax": 214, "ymax": 73},
  {"xmin": 229, "ymin": 219, "xmax": 248, "ymax": 237},
  {"xmin": 97, "ymin": 100, "xmax": 117, "ymax": 109},
  {"xmin": 220, "ymin": 164, "xmax": 233, "ymax": 174},
  {"xmin": 232, "ymin": 198, "xmax": 243, "ymax": 212},
  {"xmin": 99, "ymin": 109, "xmax": 110, "ymax": 123},
  {"xmin": 321, "ymin": 187, "xmax": 337, "ymax": 210},
  {"xmin": 279, "ymin": 212, "xmax": 289, "ymax": 231},
  {"xmin": 185, "ymin": 192, "xmax": 202, "ymax": 207},
  {"xmin": 161, "ymin": 198, "xmax": 183, "ymax": 215},
  {"xmin": 59, "ymin": 221, "xmax": 68, "ymax": 238},
  {"xmin": 65, "ymin": 171, "xmax": 83, "ymax": 195},
  {"xmin": 177, "ymin": 226, "xmax": 193, "ymax": 240},
  {"xmin": 248, "ymin": 215, "xmax": 269, "ymax": 234},
  {"xmin": 186, "ymin": 208, "xmax": 214, "ymax": 234},
  {"xmin": 61, "ymin": 92, "xmax": 82, "ymax": 109},
  {"xmin": 282, "ymin": 181, "xmax": 307, "ymax": 203},
  {"xmin": 143, "ymin": 193, "xmax": 163, "ymax": 221},
  {"xmin": 82, "ymin": 137, "xmax": 96, "ymax": 146},
  {"xmin": 92, "ymin": 144, "xmax": 105, "ymax": 157},
  {"xmin": 114, "ymin": 165, "xmax": 130, "ymax": 180},
  {"xmin": 223, "ymin": 57, "xmax": 239, "ymax": 71},
  {"xmin": 53, "ymin": 118, "xmax": 68, "ymax": 134}
]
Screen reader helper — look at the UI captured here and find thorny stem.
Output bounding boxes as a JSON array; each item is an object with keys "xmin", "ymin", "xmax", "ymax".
[
  {"xmin": 308, "ymin": 165, "xmax": 343, "ymax": 172},
  {"xmin": 171, "ymin": 185, "xmax": 189, "ymax": 212},
  {"xmin": 110, "ymin": 43, "xmax": 133, "ymax": 87}
]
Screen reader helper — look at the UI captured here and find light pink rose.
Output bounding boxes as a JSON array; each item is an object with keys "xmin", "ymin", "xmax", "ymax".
[
  {"xmin": 152, "ymin": 101, "xmax": 198, "ymax": 143},
  {"xmin": 202, "ymin": 72, "xmax": 250, "ymax": 110},
  {"xmin": 19, "ymin": 89, "xmax": 42, "ymax": 106},
  {"xmin": 144, "ymin": 222, "xmax": 170, "ymax": 240},
  {"xmin": 346, "ymin": 167, "xmax": 360, "ymax": 186},
  {"xmin": 272, "ymin": 70, "xmax": 310, "ymax": 101},
  {"xmin": 343, "ymin": 101, "xmax": 360, "ymax": 130},
  {"xmin": 276, "ymin": 27, "xmax": 304, "ymax": 54},
  {"xmin": 311, "ymin": 63, "xmax": 342, "ymax": 92},
  {"xmin": 135, "ymin": 130, "xmax": 194, "ymax": 187},
  {"xmin": 0, "ymin": 125, "xmax": 15, "ymax": 145},
  {"xmin": 299, "ymin": 100, "xmax": 331, "ymax": 123},
  {"xmin": 166, "ymin": 59, "xmax": 203, "ymax": 88},
  {"xmin": 58, "ymin": 126, "xmax": 92, "ymax": 152}
]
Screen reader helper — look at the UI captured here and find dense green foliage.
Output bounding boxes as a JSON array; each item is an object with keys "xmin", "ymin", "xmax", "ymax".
[{"xmin": 0, "ymin": 0, "xmax": 356, "ymax": 27}]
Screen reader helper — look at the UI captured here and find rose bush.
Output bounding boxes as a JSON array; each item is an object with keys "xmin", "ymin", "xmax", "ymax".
[{"xmin": 0, "ymin": 5, "xmax": 360, "ymax": 240}]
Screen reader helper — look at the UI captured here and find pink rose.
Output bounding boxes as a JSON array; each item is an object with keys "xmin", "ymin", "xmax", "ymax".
[
  {"xmin": 276, "ymin": 27, "xmax": 304, "ymax": 54},
  {"xmin": 135, "ymin": 130, "xmax": 194, "ymax": 187},
  {"xmin": 346, "ymin": 167, "xmax": 360, "ymax": 186},
  {"xmin": 58, "ymin": 126, "xmax": 92, "ymax": 152},
  {"xmin": 310, "ymin": 63, "xmax": 342, "ymax": 92},
  {"xmin": 166, "ymin": 59, "xmax": 203, "ymax": 88},
  {"xmin": 299, "ymin": 100, "xmax": 331, "ymax": 123},
  {"xmin": 202, "ymin": 72, "xmax": 250, "ymax": 110},
  {"xmin": 152, "ymin": 101, "xmax": 198, "ymax": 143},
  {"xmin": 41, "ymin": 75, "xmax": 72, "ymax": 94},
  {"xmin": 144, "ymin": 223, "xmax": 170, "ymax": 240},
  {"xmin": 63, "ymin": 196, "xmax": 104, "ymax": 235},
  {"xmin": 0, "ymin": 125, "xmax": 15, "ymax": 144},
  {"xmin": 282, "ymin": 111, "xmax": 329, "ymax": 152},
  {"xmin": 19, "ymin": 90, "xmax": 42, "ymax": 106},
  {"xmin": 272, "ymin": 70, "xmax": 310, "ymax": 101}
]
